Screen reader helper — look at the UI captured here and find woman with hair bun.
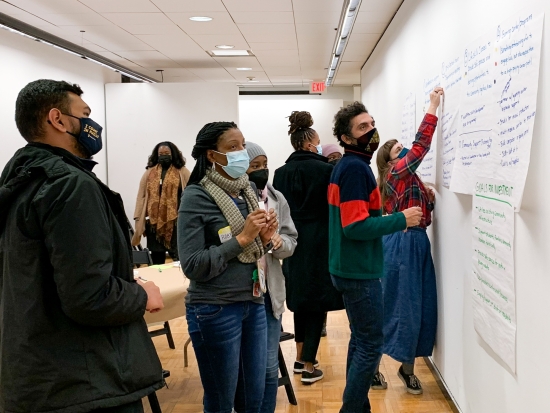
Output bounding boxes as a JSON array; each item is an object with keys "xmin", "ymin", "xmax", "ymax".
[{"xmin": 273, "ymin": 111, "xmax": 344, "ymax": 385}]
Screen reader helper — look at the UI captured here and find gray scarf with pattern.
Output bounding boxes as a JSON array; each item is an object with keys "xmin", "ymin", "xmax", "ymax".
[{"xmin": 200, "ymin": 169, "xmax": 265, "ymax": 263}]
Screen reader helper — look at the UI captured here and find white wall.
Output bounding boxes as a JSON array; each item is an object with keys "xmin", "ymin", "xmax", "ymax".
[
  {"xmin": 105, "ymin": 83, "xmax": 239, "ymax": 221},
  {"xmin": 0, "ymin": 28, "xmax": 120, "ymax": 183},
  {"xmin": 238, "ymin": 96, "xmax": 344, "ymax": 176},
  {"xmin": 361, "ymin": 1, "xmax": 549, "ymax": 412}
]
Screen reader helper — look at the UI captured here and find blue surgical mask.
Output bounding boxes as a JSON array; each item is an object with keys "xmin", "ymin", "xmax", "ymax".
[
  {"xmin": 64, "ymin": 113, "xmax": 103, "ymax": 157},
  {"xmin": 309, "ymin": 143, "xmax": 323, "ymax": 155},
  {"xmin": 214, "ymin": 149, "xmax": 250, "ymax": 178}
]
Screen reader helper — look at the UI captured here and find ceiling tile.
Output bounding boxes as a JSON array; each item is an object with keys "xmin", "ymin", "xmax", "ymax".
[
  {"xmin": 230, "ymin": 71, "xmax": 270, "ymax": 82},
  {"xmin": 294, "ymin": 11, "xmax": 340, "ymax": 25},
  {"xmin": 352, "ymin": 23, "xmax": 387, "ymax": 34},
  {"xmin": 165, "ymin": 76, "xmax": 205, "ymax": 82},
  {"xmin": 61, "ymin": 25, "xmax": 156, "ymax": 51},
  {"xmin": 230, "ymin": 12, "xmax": 294, "ymax": 24},
  {"xmin": 268, "ymin": 76, "xmax": 303, "ymax": 82},
  {"xmin": 213, "ymin": 56, "xmax": 263, "ymax": 70},
  {"xmin": 292, "ymin": 0, "xmax": 344, "ymax": 12},
  {"xmin": 83, "ymin": 42, "xmax": 108, "ymax": 52},
  {"xmin": 114, "ymin": 50, "xmax": 181, "ymax": 68},
  {"xmin": 257, "ymin": 55, "xmax": 300, "ymax": 67},
  {"xmin": 264, "ymin": 66, "xmax": 302, "ymax": 76},
  {"xmin": 359, "ymin": 0, "xmax": 402, "ymax": 13},
  {"xmin": 238, "ymin": 24, "xmax": 296, "ymax": 43},
  {"xmin": 122, "ymin": 24, "xmax": 184, "ymax": 35},
  {"xmin": 348, "ymin": 32, "xmax": 380, "ymax": 44},
  {"xmin": 136, "ymin": 34, "xmax": 208, "ymax": 59},
  {"xmin": 223, "ymin": 0, "xmax": 292, "ymax": 12},
  {"xmin": 187, "ymin": 67, "xmax": 235, "ymax": 81},
  {"xmin": 189, "ymin": 34, "xmax": 250, "ymax": 50},
  {"xmin": 102, "ymin": 12, "xmax": 172, "ymax": 26},
  {"xmin": 168, "ymin": 12, "xmax": 240, "ymax": 35},
  {"xmin": 253, "ymin": 49, "xmax": 299, "ymax": 59},
  {"xmin": 38, "ymin": 13, "xmax": 112, "ymax": 26},
  {"xmin": 249, "ymin": 41, "xmax": 297, "ymax": 51},
  {"xmin": 151, "ymin": 0, "xmax": 226, "ymax": 12},
  {"xmin": 355, "ymin": 10, "xmax": 397, "ymax": 25},
  {"xmin": 78, "ymin": 0, "xmax": 160, "ymax": 13},
  {"xmin": 10, "ymin": 0, "xmax": 92, "ymax": 14}
]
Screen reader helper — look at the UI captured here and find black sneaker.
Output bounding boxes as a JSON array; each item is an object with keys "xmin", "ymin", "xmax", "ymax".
[
  {"xmin": 398, "ymin": 366, "xmax": 423, "ymax": 395},
  {"xmin": 371, "ymin": 372, "xmax": 387, "ymax": 390},
  {"xmin": 301, "ymin": 368, "xmax": 324, "ymax": 384},
  {"xmin": 293, "ymin": 360, "xmax": 320, "ymax": 373}
]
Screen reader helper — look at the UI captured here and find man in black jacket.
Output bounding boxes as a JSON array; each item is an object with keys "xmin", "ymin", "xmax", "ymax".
[{"xmin": 0, "ymin": 79, "xmax": 165, "ymax": 413}]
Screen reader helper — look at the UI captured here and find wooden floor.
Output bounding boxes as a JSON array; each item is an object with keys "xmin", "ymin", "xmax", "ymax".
[{"xmin": 144, "ymin": 309, "xmax": 453, "ymax": 413}]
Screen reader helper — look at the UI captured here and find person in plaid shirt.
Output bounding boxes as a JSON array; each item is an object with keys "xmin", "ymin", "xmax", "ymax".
[{"xmin": 375, "ymin": 86, "xmax": 443, "ymax": 395}]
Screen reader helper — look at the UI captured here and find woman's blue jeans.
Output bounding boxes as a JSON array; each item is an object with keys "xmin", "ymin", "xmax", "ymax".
[{"xmin": 186, "ymin": 301, "xmax": 267, "ymax": 413}]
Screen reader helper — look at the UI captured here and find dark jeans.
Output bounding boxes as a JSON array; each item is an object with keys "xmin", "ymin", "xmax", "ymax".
[
  {"xmin": 293, "ymin": 310, "xmax": 325, "ymax": 363},
  {"xmin": 331, "ymin": 276, "xmax": 384, "ymax": 413},
  {"xmin": 186, "ymin": 301, "xmax": 267, "ymax": 413},
  {"xmin": 90, "ymin": 400, "xmax": 143, "ymax": 413},
  {"xmin": 260, "ymin": 293, "xmax": 282, "ymax": 413}
]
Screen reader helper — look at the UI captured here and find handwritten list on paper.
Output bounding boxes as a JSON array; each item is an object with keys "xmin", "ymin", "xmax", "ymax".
[
  {"xmin": 418, "ymin": 75, "xmax": 441, "ymax": 185},
  {"xmin": 400, "ymin": 92, "xmax": 416, "ymax": 148},
  {"xmin": 490, "ymin": 12, "xmax": 544, "ymax": 208},
  {"xmin": 449, "ymin": 32, "xmax": 496, "ymax": 195},
  {"xmin": 472, "ymin": 179, "xmax": 516, "ymax": 372},
  {"xmin": 440, "ymin": 57, "xmax": 463, "ymax": 188}
]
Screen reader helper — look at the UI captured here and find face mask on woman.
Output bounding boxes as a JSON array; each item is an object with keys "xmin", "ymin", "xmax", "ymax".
[
  {"xmin": 213, "ymin": 149, "xmax": 250, "ymax": 178},
  {"xmin": 158, "ymin": 155, "xmax": 172, "ymax": 167},
  {"xmin": 248, "ymin": 168, "xmax": 269, "ymax": 190}
]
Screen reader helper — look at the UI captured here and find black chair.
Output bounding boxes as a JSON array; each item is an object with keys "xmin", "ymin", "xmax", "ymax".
[
  {"xmin": 149, "ymin": 322, "xmax": 176, "ymax": 350},
  {"xmin": 278, "ymin": 331, "xmax": 298, "ymax": 405},
  {"xmin": 147, "ymin": 369, "xmax": 170, "ymax": 413},
  {"xmin": 132, "ymin": 248, "xmax": 153, "ymax": 267}
]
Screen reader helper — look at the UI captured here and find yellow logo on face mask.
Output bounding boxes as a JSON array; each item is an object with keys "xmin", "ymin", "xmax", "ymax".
[{"xmin": 83, "ymin": 124, "xmax": 99, "ymax": 139}]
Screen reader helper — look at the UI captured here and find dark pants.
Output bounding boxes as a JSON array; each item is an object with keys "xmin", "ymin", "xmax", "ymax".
[
  {"xmin": 331, "ymin": 276, "xmax": 384, "ymax": 413},
  {"xmin": 293, "ymin": 310, "xmax": 325, "ymax": 363},
  {"xmin": 90, "ymin": 400, "xmax": 143, "ymax": 413},
  {"xmin": 186, "ymin": 301, "xmax": 267, "ymax": 413},
  {"xmin": 260, "ymin": 293, "xmax": 282, "ymax": 413}
]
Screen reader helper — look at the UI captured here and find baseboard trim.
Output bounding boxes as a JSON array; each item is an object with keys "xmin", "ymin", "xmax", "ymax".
[{"xmin": 423, "ymin": 357, "xmax": 462, "ymax": 413}]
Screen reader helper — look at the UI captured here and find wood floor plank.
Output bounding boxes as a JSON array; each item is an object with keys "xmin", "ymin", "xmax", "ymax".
[{"xmin": 142, "ymin": 309, "xmax": 453, "ymax": 413}]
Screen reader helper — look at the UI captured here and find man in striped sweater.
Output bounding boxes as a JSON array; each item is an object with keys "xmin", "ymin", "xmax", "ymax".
[{"xmin": 328, "ymin": 102, "xmax": 422, "ymax": 413}]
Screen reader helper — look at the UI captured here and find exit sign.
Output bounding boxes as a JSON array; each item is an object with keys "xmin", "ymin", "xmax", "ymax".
[{"xmin": 310, "ymin": 81, "xmax": 326, "ymax": 94}]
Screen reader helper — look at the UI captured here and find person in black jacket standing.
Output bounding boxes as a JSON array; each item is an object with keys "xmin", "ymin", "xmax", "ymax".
[
  {"xmin": 0, "ymin": 79, "xmax": 165, "ymax": 413},
  {"xmin": 273, "ymin": 111, "xmax": 344, "ymax": 385}
]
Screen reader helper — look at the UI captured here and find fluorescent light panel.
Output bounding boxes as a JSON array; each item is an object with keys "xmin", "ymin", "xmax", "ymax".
[
  {"xmin": 210, "ymin": 49, "xmax": 253, "ymax": 56},
  {"xmin": 189, "ymin": 16, "xmax": 212, "ymax": 22},
  {"xmin": 325, "ymin": 0, "xmax": 362, "ymax": 86}
]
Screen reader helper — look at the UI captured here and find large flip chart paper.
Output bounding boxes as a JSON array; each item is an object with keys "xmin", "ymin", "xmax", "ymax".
[
  {"xmin": 400, "ymin": 92, "xmax": 416, "ymax": 148},
  {"xmin": 418, "ymin": 75, "xmax": 441, "ymax": 184},
  {"xmin": 472, "ymin": 179, "xmax": 516, "ymax": 372}
]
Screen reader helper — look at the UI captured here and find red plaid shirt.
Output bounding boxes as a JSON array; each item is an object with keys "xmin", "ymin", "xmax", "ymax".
[{"xmin": 383, "ymin": 113, "xmax": 438, "ymax": 228}]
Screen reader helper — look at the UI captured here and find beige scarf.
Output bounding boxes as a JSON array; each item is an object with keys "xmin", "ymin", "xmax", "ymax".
[
  {"xmin": 147, "ymin": 164, "xmax": 180, "ymax": 248},
  {"xmin": 200, "ymin": 169, "xmax": 265, "ymax": 263}
]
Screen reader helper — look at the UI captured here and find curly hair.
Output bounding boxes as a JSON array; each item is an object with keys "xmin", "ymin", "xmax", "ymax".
[
  {"xmin": 146, "ymin": 141, "xmax": 186, "ymax": 169},
  {"xmin": 288, "ymin": 111, "xmax": 317, "ymax": 150},
  {"xmin": 15, "ymin": 79, "xmax": 84, "ymax": 142},
  {"xmin": 188, "ymin": 121, "xmax": 239, "ymax": 184},
  {"xmin": 332, "ymin": 101, "xmax": 369, "ymax": 146}
]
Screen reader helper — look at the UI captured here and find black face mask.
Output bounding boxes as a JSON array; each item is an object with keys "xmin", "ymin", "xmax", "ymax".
[
  {"xmin": 158, "ymin": 155, "xmax": 172, "ymax": 167},
  {"xmin": 248, "ymin": 169, "xmax": 269, "ymax": 190},
  {"xmin": 329, "ymin": 158, "xmax": 341, "ymax": 166}
]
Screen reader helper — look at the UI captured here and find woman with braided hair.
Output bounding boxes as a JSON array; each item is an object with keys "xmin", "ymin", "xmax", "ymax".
[
  {"xmin": 273, "ymin": 111, "xmax": 344, "ymax": 385},
  {"xmin": 177, "ymin": 122, "xmax": 279, "ymax": 413}
]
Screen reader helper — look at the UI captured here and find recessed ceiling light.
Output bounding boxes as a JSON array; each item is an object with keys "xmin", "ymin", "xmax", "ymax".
[
  {"xmin": 248, "ymin": 80, "xmax": 259, "ymax": 83},
  {"xmin": 215, "ymin": 45, "xmax": 234, "ymax": 49},
  {"xmin": 210, "ymin": 50, "xmax": 253, "ymax": 56},
  {"xmin": 189, "ymin": 16, "xmax": 212, "ymax": 22},
  {"xmin": 237, "ymin": 67, "xmax": 252, "ymax": 71}
]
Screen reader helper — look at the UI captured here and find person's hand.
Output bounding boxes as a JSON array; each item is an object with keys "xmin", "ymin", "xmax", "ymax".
[
  {"xmin": 271, "ymin": 232, "xmax": 283, "ymax": 251},
  {"xmin": 402, "ymin": 206, "xmax": 422, "ymax": 228},
  {"xmin": 236, "ymin": 209, "xmax": 266, "ymax": 247},
  {"xmin": 137, "ymin": 280, "xmax": 164, "ymax": 313},
  {"xmin": 426, "ymin": 187, "xmax": 436, "ymax": 203},
  {"xmin": 260, "ymin": 208, "xmax": 278, "ymax": 245},
  {"xmin": 427, "ymin": 87, "xmax": 444, "ymax": 114}
]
